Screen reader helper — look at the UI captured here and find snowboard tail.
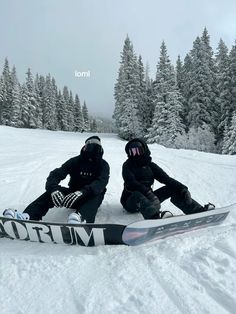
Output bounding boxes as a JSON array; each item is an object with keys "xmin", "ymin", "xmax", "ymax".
[{"xmin": 0, "ymin": 218, "xmax": 126, "ymax": 246}]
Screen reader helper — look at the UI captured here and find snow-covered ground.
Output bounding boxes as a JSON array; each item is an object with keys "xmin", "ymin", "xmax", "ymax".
[{"xmin": 0, "ymin": 125, "xmax": 236, "ymax": 314}]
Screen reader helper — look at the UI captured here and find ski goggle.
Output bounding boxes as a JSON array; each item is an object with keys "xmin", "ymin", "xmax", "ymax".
[
  {"xmin": 84, "ymin": 143, "xmax": 101, "ymax": 154},
  {"xmin": 85, "ymin": 138, "xmax": 101, "ymax": 145},
  {"xmin": 128, "ymin": 143, "xmax": 145, "ymax": 157}
]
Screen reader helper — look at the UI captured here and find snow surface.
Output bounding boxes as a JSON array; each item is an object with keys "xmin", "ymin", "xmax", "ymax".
[{"xmin": 0, "ymin": 125, "xmax": 236, "ymax": 314}]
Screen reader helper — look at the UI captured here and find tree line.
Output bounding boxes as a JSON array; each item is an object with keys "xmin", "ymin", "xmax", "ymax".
[
  {"xmin": 0, "ymin": 59, "xmax": 103, "ymax": 132},
  {"xmin": 113, "ymin": 28, "xmax": 236, "ymax": 154}
]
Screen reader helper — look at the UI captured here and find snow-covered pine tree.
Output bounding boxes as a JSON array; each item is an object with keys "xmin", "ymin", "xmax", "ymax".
[
  {"xmin": 144, "ymin": 62, "xmax": 155, "ymax": 129},
  {"xmin": 74, "ymin": 94, "xmax": 83, "ymax": 132},
  {"xmin": 145, "ymin": 62, "xmax": 152, "ymax": 89},
  {"xmin": 24, "ymin": 68, "xmax": 38, "ymax": 128},
  {"xmin": 222, "ymin": 113, "xmax": 236, "ymax": 154},
  {"xmin": 147, "ymin": 41, "xmax": 184, "ymax": 146},
  {"xmin": 176, "ymin": 55, "xmax": 185, "ymax": 92},
  {"xmin": 222, "ymin": 43, "xmax": 236, "ymax": 153},
  {"xmin": 187, "ymin": 36, "xmax": 213, "ymax": 129},
  {"xmin": 82, "ymin": 101, "xmax": 89, "ymax": 131},
  {"xmin": 176, "ymin": 55, "xmax": 188, "ymax": 129},
  {"xmin": 43, "ymin": 74, "xmax": 57, "ymax": 130},
  {"xmin": 201, "ymin": 28, "xmax": 218, "ymax": 134},
  {"xmin": 228, "ymin": 43, "xmax": 236, "ymax": 120},
  {"xmin": 0, "ymin": 75, "xmax": 5, "ymax": 124},
  {"xmin": 113, "ymin": 36, "xmax": 143, "ymax": 139},
  {"xmin": 181, "ymin": 53, "xmax": 193, "ymax": 130},
  {"xmin": 56, "ymin": 90, "xmax": 67, "ymax": 131},
  {"xmin": 215, "ymin": 39, "xmax": 231, "ymax": 147},
  {"xmin": 67, "ymin": 91, "xmax": 75, "ymax": 131},
  {"xmin": 20, "ymin": 83, "xmax": 30, "ymax": 127},
  {"xmin": 113, "ymin": 65, "xmax": 124, "ymax": 130},
  {"xmin": 10, "ymin": 66, "xmax": 22, "ymax": 127},
  {"xmin": 137, "ymin": 55, "xmax": 149, "ymax": 134},
  {"xmin": 62, "ymin": 86, "xmax": 70, "ymax": 131},
  {"xmin": 90, "ymin": 118, "xmax": 97, "ymax": 132},
  {"xmin": 34, "ymin": 74, "xmax": 43, "ymax": 128},
  {"xmin": 0, "ymin": 58, "xmax": 12, "ymax": 125}
]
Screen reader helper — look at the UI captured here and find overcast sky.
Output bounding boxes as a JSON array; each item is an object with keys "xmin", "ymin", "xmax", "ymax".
[{"xmin": 0, "ymin": 0, "xmax": 235, "ymax": 117}]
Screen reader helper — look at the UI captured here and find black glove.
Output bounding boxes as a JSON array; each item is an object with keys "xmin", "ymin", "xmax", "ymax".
[
  {"xmin": 146, "ymin": 190, "xmax": 161, "ymax": 210},
  {"xmin": 181, "ymin": 189, "xmax": 192, "ymax": 205},
  {"xmin": 63, "ymin": 191, "xmax": 84, "ymax": 208},
  {"xmin": 51, "ymin": 190, "xmax": 65, "ymax": 207}
]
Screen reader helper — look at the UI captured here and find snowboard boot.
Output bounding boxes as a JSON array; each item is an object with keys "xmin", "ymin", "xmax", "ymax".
[
  {"xmin": 3, "ymin": 209, "xmax": 30, "ymax": 220},
  {"xmin": 203, "ymin": 203, "xmax": 215, "ymax": 211},
  {"xmin": 150, "ymin": 210, "xmax": 173, "ymax": 219},
  {"xmin": 160, "ymin": 211, "xmax": 174, "ymax": 219},
  {"xmin": 67, "ymin": 212, "xmax": 86, "ymax": 224}
]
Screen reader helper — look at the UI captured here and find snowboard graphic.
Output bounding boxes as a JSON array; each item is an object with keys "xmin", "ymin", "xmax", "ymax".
[
  {"xmin": 0, "ymin": 204, "xmax": 234, "ymax": 246},
  {"xmin": 122, "ymin": 204, "xmax": 232, "ymax": 246}
]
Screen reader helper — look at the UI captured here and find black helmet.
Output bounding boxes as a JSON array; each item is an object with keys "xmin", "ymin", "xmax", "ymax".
[
  {"xmin": 81, "ymin": 135, "xmax": 103, "ymax": 161},
  {"xmin": 125, "ymin": 138, "xmax": 150, "ymax": 158},
  {"xmin": 85, "ymin": 136, "xmax": 101, "ymax": 146},
  {"xmin": 127, "ymin": 141, "xmax": 145, "ymax": 157}
]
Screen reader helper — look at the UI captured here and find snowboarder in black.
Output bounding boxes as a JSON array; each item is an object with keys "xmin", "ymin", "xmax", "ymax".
[
  {"xmin": 120, "ymin": 138, "xmax": 214, "ymax": 219},
  {"xmin": 4, "ymin": 136, "xmax": 110, "ymax": 223}
]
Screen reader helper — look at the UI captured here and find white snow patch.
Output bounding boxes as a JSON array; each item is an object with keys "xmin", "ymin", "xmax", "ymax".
[{"xmin": 0, "ymin": 126, "xmax": 236, "ymax": 314}]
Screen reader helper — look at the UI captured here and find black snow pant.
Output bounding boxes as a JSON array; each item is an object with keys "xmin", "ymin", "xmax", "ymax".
[
  {"xmin": 124, "ymin": 186, "xmax": 204, "ymax": 219},
  {"xmin": 24, "ymin": 187, "xmax": 105, "ymax": 223}
]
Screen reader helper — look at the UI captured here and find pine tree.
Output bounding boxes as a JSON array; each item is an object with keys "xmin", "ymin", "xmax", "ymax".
[
  {"xmin": 113, "ymin": 36, "xmax": 143, "ymax": 139},
  {"xmin": 62, "ymin": 86, "xmax": 70, "ymax": 131},
  {"xmin": 82, "ymin": 101, "xmax": 89, "ymax": 131},
  {"xmin": 176, "ymin": 55, "xmax": 188, "ymax": 129},
  {"xmin": 229, "ymin": 43, "xmax": 236, "ymax": 119},
  {"xmin": 90, "ymin": 119, "xmax": 97, "ymax": 132},
  {"xmin": 145, "ymin": 62, "xmax": 152, "ymax": 89},
  {"xmin": 1, "ymin": 58, "xmax": 12, "ymax": 125},
  {"xmin": 25, "ymin": 68, "xmax": 38, "ymax": 128},
  {"xmin": 34, "ymin": 74, "xmax": 43, "ymax": 128},
  {"xmin": 144, "ymin": 62, "xmax": 155, "ymax": 130},
  {"xmin": 181, "ymin": 53, "xmax": 193, "ymax": 129},
  {"xmin": 56, "ymin": 90, "xmax": 67, "ymax": 131},
  {"xmin": 187, "ymin": 36, "xmax": 213, "ymax": 129},
  {"xmin": 147, "ymin": 42, "xmax": 184, "ymax": 146},
  {"xmin": 137, "ymin": 55, "xmax": 149, "ymax": 134},
  {"xmin": 20, "ymin": 83, "xmax": 30, "ymax": 127},
  {"xmin": 113, "ymin": 65, "xmax": 124, "ymax": 130},
  {"xmin": 10, "ymin": 66, "xmax": 22, "ymax": 127},
  {"xmin": 201, "ymin": 28, "xmax": 218, "ymax": 133},
  {"xmin": 43, "ymin": 74, "xmax": 57, "ymax": 130},
  {"xmin": 222, "ymin": 113, "xmax": 236, "ymax": 154},
  {"xmin": 67, "ymin": 90, "xmax": 75, "ymax": 131},
  {"xmin": 215, "ymin": 39, "xmax": 230, "ymax": 146},
  {"xmin": 74, "ymin": 94, "xmax": 83, "ymax": 131},
  {"xmin": 176, "ymin": 55, "xmax": 184, "ymax": 92},
  {"xmin": 0, "ymin": 76, "xmax": 5, "ymax": 124}
]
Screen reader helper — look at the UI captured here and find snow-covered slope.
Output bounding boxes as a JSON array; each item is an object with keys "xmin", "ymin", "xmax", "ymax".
[{"xmin": 0, "ymin": 126, "xmax": 236, "ymax": 314}]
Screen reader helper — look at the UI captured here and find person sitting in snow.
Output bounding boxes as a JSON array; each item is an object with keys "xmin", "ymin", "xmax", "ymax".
[
  {"xmin": 120, "ymin": 138, "xmax": 214, "ymax": 219},
  {"xmin": 4, "ymin": 136, "xmax": 110, "ymax": 224}
]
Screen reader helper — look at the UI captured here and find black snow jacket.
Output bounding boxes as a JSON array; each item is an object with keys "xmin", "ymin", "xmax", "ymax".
[
  {"xmin": 120, "ymin": 138, "xmax": 186, "ymax": 206},
  {"xmin": 45, "ymin": 154, "xmax": 110, "ymax": 198}
]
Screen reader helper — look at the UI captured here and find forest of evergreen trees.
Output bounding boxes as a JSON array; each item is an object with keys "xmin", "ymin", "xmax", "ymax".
[
  {"xmin": 0, "ymin": 59, "xmax": 114, "ymax": 133},
  {"xmin": 113, "ymin": 28, "xmax": 236, "ymax": 155}
]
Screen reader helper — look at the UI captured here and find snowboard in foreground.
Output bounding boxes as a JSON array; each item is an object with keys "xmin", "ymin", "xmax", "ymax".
[{"xmin": 0, "ymin": 204, "xmax": 234, "ymax": 247}]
